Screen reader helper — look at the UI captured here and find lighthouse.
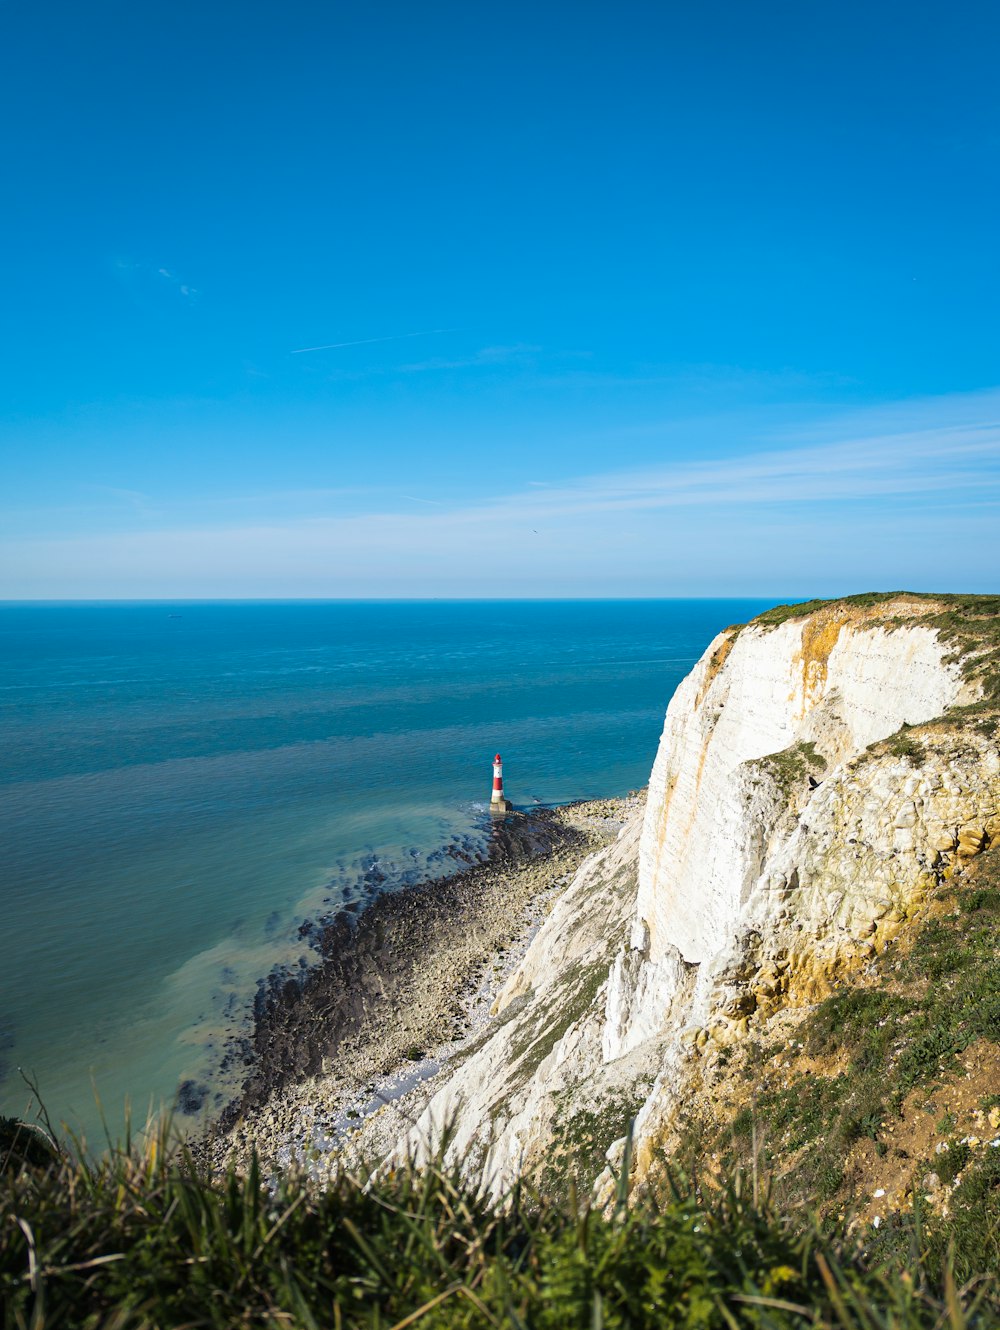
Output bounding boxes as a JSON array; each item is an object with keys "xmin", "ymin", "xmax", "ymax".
[{"xmin": 490, "ymin": 752, "xmax": 512, "ymax": 814}]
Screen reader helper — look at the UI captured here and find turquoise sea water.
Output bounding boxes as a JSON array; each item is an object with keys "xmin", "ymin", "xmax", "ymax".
[{"xmin": 0, "ymin": 599, "xmax": 772, "ymax": 1142}]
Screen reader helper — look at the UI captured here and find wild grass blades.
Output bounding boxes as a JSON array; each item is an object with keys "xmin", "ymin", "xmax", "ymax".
[{"xmin": 2, "ymin": 1117, "xmax": 997, "ymax": 1328}]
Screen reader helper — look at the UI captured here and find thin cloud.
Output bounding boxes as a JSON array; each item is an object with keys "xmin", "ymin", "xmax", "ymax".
[
  {"xmin": 290, "ymin": 329, "xmax": 459, "ymax": 354},
  {"xmin": 315, "ymin": 342, "xmax": 540, "ymax": 383},
  {"xmin": 537, "ymin": 362, "xmax": 857, "ymax": 393},
  {"xmin": 113, "ymin": 259, "xmax": 199, "ymax": 303},
  {"xmin": 82, "ymin": 484, "xmax": 156, "ymax": 516},
  {"xmin": 476, "ymin": 421, "xmax": 1000, "ymax": 523},
  {"xmin": 398, "ymin": 344, "xmax": 541, "ymax": 373},
  {"xmin": 6, "ymin": 389, "xmax": 999, "ymax": 597},
  {"xmin": 189, "ymin": 487, "xmax": 371, "ymax": 508},
  {"xmin": 155, "ymin": 266, "xmax": 198, "ymax": 300}
]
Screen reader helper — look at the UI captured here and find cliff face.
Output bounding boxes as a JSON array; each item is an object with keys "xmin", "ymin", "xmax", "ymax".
[
  {"xmin": 607, "ymin": 601, "xmax": 979, "ymax": 1060},
  {"xmin": 639, "ymin": 605, "xmax": 966, "ymax": 968},
  {"xmin": 394, "ymin": 596, "xmax": 999, "ymax": 1201}
]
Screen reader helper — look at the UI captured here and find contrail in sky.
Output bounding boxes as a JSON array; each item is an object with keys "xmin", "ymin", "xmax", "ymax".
[{"xmin": 291, "ymin": 328, "xmax": 458, "ymax": 354}]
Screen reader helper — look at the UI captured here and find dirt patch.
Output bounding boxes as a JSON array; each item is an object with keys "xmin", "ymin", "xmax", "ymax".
[
  {"xmin": 753, "ymin": 593, "xmax": 949, "ymax": 633},
  {"xmin": 847, "ymin": 1040, "xmax": 1000, "ymax": 1227},
  {"xmin": 694, "ymin": 630, "xmax": 736, "ymax": 708}
]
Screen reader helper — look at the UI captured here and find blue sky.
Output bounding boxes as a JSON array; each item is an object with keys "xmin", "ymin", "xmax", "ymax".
[{"xmin": 2, "ymin": 0, "xmax": 999, "ymax": 597}]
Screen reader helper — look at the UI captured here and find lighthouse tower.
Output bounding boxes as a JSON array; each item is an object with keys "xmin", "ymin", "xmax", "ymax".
[{"xmin": 490, "ymin": 752, "xmax": 512, "ymax": 814}]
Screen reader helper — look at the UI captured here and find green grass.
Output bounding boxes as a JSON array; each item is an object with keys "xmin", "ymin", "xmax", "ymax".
[
  {"xmin": 756, "ymin": 742, "xmax": 827, "ymax": 798},
  {"xmin": 3, "ymin": 1125, "xmax": 999, "ymax": 1328},
  {"xmin": 507, "ymin": 956, "xmax": 615, "ymax": 1083},
  {"xmin": 744, "ymin": 593, "xmax": 1000, "ymax": 707},
  {"xmin": 881, "ymin": 725, "xmax": 927, "ymax": 765},
  {"xmin": 541, "ymin": 1086, "xmax": 649, "ymax": 1199},
  {"xmin": 919, "ymin": 596, "xmax": 1000, "ymax": 702},
  {"xmin": 751, "ymin": 593, "xmax": 920, "ymax": 629}
]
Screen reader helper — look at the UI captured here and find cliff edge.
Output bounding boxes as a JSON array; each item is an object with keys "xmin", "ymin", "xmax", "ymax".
[{"xmin": 381, "ymin": 593, "xmax": 999, "ymax": 1233}]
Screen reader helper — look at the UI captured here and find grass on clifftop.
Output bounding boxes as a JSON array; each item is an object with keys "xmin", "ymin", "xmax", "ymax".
[
  {"xmin": 751, "ymin": 593, "xmax": 924, "ymax": 628},
  {"xmin": 748, "ymin": 593, "xmax": 1000, "ymax": 707},
  {"xmin": 3, "ymin": 1121, "xmax": 999, "ymax": 1329}
]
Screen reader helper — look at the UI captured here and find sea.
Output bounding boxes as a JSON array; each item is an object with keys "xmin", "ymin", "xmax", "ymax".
[{"xmin": 0, "ymin": 598, "xmax": 775, "ymax": 1144}]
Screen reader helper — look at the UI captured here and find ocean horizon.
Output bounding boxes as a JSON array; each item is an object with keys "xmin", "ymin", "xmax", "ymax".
[{"xmin": 0, "ymin": 598, "xmax": 776, "ymax": 1142}]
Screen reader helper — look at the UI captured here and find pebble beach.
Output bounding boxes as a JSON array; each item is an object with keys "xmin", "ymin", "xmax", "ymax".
[{"xmin": 208, "ymin": 795, "xmax": 642, "ymax": 1175}]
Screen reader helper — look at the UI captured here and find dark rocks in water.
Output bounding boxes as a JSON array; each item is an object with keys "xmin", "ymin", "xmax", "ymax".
[
  {"xmin": 216, "ymin": 807, "xmax": 583, "ymax": 1134},
  {"xmin": 218, "ymin": 1035, "xmax": 254, "ymax": 1075},
  {"xmin": 253, "ymin": 970, "xmax": 303, "ymax": 1023},
  {"xmin": 363, "ymin": 860, "xmax": 387, "ymax": 887},
  {"xmin": 176, "ymin": 1080, "xmax": 209, "ymax": 1115}
]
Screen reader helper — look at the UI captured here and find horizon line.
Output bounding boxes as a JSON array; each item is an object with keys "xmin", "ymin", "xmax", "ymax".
[{"xmin": 0, "ymin": 589, "xmax": 962, "ymax": 606}]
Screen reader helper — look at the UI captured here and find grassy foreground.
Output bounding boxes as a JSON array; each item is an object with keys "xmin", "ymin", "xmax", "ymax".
[{"xmin": 2, "ymin": 1124, "xmax": 998, "ymax": 1330}]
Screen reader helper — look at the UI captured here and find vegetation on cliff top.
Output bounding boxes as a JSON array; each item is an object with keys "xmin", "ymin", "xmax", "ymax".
[
  {"xmin": 749, "ymin": 593, "xmax": 1000, "ymax": 704},
  {"xmin": 3, "ymin": 1124, "xmax": 999, "ymax": 1328}
]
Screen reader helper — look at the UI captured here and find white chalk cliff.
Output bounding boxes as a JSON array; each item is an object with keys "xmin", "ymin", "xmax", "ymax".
[{"xmin": 394, "ymin": 597, "xmax": 999, "ymax": 1197}]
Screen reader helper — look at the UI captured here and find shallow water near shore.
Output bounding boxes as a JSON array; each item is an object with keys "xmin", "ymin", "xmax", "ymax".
[{"xmin": 0, "ymin": 598, "xmax": 773, "ymax": 1142}]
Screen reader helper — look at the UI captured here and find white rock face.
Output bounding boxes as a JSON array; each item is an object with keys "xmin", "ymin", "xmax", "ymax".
[
  {"xmin": 614, "ymin": 613, "xmax": 971, "ymax": 1060},
  {"xmin": 639, "ymin": 617, "xmax": 965, "ymax": 970},
  {"xmin": 627, "ymin": 732, "xmax": 1000, "ymax": 1170}
]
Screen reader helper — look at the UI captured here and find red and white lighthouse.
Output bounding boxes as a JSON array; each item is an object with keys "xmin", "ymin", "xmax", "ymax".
[{"xmin": 490, "ymin": 752, "xmax": 512, "ymax": 813}]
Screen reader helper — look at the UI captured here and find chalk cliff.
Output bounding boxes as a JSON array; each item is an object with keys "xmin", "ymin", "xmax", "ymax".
[{"xmin": 395, "ymin": 595, "xmax": 999, "ymax": 1200}]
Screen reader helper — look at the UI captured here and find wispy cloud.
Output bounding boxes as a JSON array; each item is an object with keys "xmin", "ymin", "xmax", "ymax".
[
  {"xmin": 397, "ymin": 344, "xmax": 541, "ymax": 373},
  {"xmin": 82, "ymin": 484, "xmax": 156, "ymax": 517},
  {"xmin": 290, "ymin": 329, "xmax": 459, "ymax": 354},
  {"xmin": 4, "ymin": 389, "xmax": 999, "ymax": 597},
  {"xmin": 313, "ymin": 342, "xmax": 543, "ymax": 384},
  {"xmin": 112, "ymin": 259, "xmax": 199, "ymax": 305},
  {"xmin": 156, "ymin": 267, "xmax": 197, "ymax": 299},
  {"xmin": 536, "ymin": 362, "xmax": 857, "ymax": 394},
  {"xmin": 477, "ymin": 419, "xmax": 1000, "ymax": 523},
  {"xmin": 190, "ymin": 487, "xmax": 370, "ymax": 508}
]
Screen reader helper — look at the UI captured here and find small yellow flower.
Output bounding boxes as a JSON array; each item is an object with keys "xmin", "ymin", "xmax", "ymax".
[{"xmin": 763, "ymin": 1265, "xmax": 798, "ymax": 1294}]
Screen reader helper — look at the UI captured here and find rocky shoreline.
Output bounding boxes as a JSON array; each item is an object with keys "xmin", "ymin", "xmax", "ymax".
[{"xmin": 206, "ymin": 796, "xmax": 639, "ymax": 1173}]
